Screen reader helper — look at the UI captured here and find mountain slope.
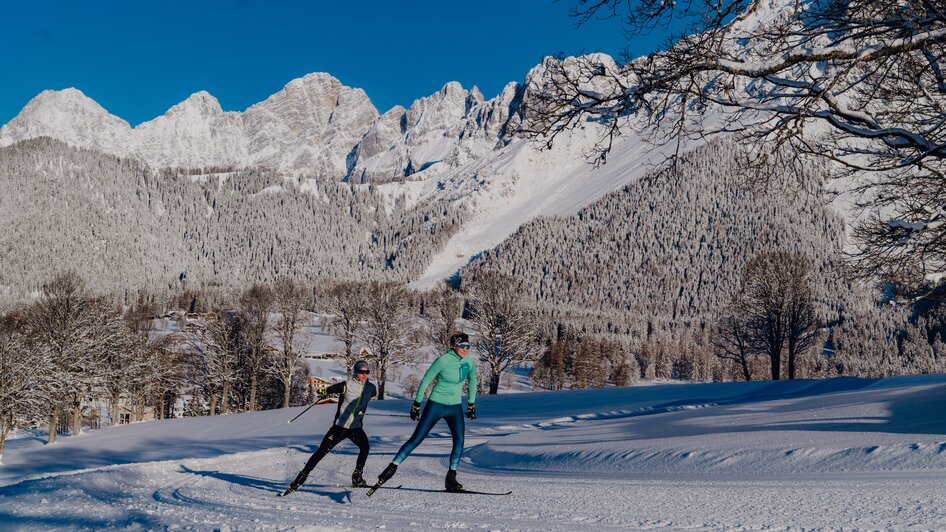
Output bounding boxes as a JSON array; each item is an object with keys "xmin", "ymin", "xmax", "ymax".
[{"xmin": 0, "ymin": 138, "xmax": 464, "ymax": 299}]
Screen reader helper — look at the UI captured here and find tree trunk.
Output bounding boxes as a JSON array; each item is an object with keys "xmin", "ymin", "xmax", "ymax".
[
  {"xmin": 787, "ymin": 339, "xmax": 798, "ymax": 380},
  {"xmin": 209, "ymin": 393, "xmax": 218, "ymax": 416},
  {"xmin": 283, "ymin": 376, "xmax": 291, "ymax": 408},
  {"xmin": 72, "ymin": 396, "xmax": 82, "ymax": 436},
  {"xmin": 110, "ymin": 394, "xmax": 120, "ymax": 426},
  {"xmin": 249, "ymin": 373, "xmax": 258, "ymax": 412},
  {"xmin": 739, "ymin": 351, "xmax": 752, "ymax": 382},
  {"xmin": 48, "ymin": 411, "xmax": 58, "ymax": 444},
  {"xmin": 377, "ymin": 360, "xmax": 387, "ymax": 400},
  {"xmin": 769, "ymin": 351, "xmax": 781, "ymax": 380},
  {"xmin": 489, "ymin": 372, "xmax": 500, "ymax": 395},
  {"xmin": 741, "ymin": 361, "xmax": 752, "ymax": 381},
  {"xmin": 0, "ymin": 425, "xmax": 7, "ymax": 463},
  {"xmin": 221, "ymin": 382, "xmax": 230, "ymax": 414},
  {"xmin": 73, "ymin": 408, "xmax": 81, "ymax": 436},
  {"xmin": 345, "ymin": 341, "xmax": 354, "ymax": 378}
]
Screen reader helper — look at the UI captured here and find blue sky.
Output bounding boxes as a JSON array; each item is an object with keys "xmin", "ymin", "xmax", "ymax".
[{"xmin": 0, "ymin": 0, "xmax": 664, "ymax": 126}]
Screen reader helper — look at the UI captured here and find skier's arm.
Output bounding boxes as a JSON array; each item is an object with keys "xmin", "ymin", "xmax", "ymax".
[
  {"xmin": 414, "ymin": 356, "xmax": 445, "ymax": 404},
  {"xmin": 467, "ymin": 359, "xmax": 477, "ymax": 405},
  {"xmin": 325, "ymin": 382, "xmax": 345, "ymax": 396}
]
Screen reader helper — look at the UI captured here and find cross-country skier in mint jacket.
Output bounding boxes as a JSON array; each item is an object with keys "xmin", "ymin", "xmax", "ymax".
[
  {"xmin": 369, "ymin": 332, "xmax": 476, "ymax": 494},
  {"xmin": 279, "ymin": 360, "xmax": 376, "ymax": 497}
]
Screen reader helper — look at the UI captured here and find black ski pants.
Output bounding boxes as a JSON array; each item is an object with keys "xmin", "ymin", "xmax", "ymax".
[{"xmin": 291, "ymin": 425, "xmax": 370, "ymax": 487}]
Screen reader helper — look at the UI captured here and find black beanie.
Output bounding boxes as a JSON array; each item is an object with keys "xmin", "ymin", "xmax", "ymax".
[{"xmin": 450, "ymin": 332, "xmax": 470, "ymax": 346}]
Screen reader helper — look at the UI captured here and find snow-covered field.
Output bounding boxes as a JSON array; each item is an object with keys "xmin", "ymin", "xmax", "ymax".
[{"xmin": 2, "ymin": 375, "xmax": 946, "ymax": 530}]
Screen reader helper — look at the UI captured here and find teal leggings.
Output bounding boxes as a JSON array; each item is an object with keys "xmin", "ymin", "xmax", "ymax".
[{"xmin": 393, "ymin": 400, "xmax": 465, "ymax": 470}]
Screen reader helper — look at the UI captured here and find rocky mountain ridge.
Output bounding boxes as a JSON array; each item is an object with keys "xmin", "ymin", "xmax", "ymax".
[{"xmin": 0, "ymin": 72, "xmax": 526, "ymax": 183}]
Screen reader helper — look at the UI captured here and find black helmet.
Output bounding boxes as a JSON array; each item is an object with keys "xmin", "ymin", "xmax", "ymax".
[
  {"xmin": 449, "ymin": 332, "xmax": 470, "ymax": 347},
  {"xmin": 353, "ymin": 360, "xmax": 370, "ymax": 374}
]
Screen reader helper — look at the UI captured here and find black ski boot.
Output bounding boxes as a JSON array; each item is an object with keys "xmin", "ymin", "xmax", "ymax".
[
  {"xmin": 445, "ymin": 469, "xmax": 463, "ymax": 492},
  {"xmin": 278, "ymin": 481, "xmax": 301, "ymax": 497},
  {"xmin": 351, "ymin": 467, "xmax": 368, "ymax": 488},
  {"xmin": 366, "ymin": 462, "xmax": 397, "ymax": 496},
  {"xmin": 278, "ymin": 470, "xmax": 308, "ymax": 497}
]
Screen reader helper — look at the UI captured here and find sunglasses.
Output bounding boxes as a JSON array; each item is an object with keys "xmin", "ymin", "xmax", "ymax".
[
  {"xmin": 456, "ymin": 343, "xmax": 471, "ymax": 349},
  {"xmin": 356, "ymin": 370, "xmax": 370, "ymax": 374}
]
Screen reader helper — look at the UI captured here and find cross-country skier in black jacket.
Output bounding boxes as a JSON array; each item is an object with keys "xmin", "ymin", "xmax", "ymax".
[{"xmin": 279, "ymin": 360, "xmax": 377, "ymax": 496}]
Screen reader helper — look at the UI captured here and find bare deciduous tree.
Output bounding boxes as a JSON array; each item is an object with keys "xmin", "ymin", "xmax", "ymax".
[
  {"xmin": 103, "ymin": 309, "xmax": 152, "ymax": 426},
  {"xmin": 739, "ymin": 251, "xmax": 818, "ymax": 380},
  {"xmin": 0, "ymin": 311, "xmax": 48, "ymax": 459},
  {"xmin": 784, "ymin": 259, "xmax": 819, "ymax": 379},
  {"xmin": 423, "ymin": 282, "xmax": 465, "ymax": 352},
  {"xmin": 402, "ymin": 374, "xmax": 421, "ymax": 398},
  {"xmin": 321, "ymin": 281, "xmax": 368, "ymax": 376},
  {"xmin": 189, "ymin": 309, "xmax": 244, "ymax": 415},
  {"xmin": 268, "ymin": 278, "xmax": 309, "ymax": 408},
  {"xmin": 714, "ymin": 299, "xmax": 756, "ymax": 381},
  {"xmin": 239, "ymin": 284, "xmax": 274, "ymax": 411},
  {"xmin": 29, "ymin": 272, "xmax": 116, "ymax": 441},
  {"xmin": 465, "ymin": 271, "xmax": 542, "ymax": 394},
  {"xmin": 358, "ymin": 282, "xmax": 418, "ymax": 399}
]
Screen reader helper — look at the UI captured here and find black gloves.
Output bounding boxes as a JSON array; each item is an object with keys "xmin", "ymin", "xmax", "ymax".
[{"xmin": 409, "ymin": 402, "xmax": 474, "ymax": 419}]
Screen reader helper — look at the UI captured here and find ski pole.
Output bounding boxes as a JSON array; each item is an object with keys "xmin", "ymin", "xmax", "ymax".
[
  {"xmin": 365, "ymin": 413, "xmax": 412, "ymax": 418},
  {"xmin": 287, "ymin": 402, "xmax": 318, "ymax": 424}
]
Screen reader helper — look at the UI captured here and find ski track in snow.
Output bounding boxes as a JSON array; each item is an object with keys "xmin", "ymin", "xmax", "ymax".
[{"xmin": 2, "ymin": 375, "xmax": 946, "ymax": 530}]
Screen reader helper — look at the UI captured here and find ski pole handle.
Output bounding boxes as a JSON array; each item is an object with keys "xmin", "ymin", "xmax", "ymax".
[{"xmin": 287, "ymin": 402, "xmax": 318, "ymax": 424}]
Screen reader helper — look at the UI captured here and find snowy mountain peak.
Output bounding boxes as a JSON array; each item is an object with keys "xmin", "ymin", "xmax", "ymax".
[
  {"xmin": 27, "ymin": 87, "xmax": 88, "ymax": 107},
  {"xmin": 14, "ymin": 87, "xmax": 119, "ymax": 123},
  {"xmin": 0, "ymin": 88, "xmax": 131, "ymax": 151},
  {"xmin": 164, "ymin": 91, "xmax": 224, "ymax": 118}
]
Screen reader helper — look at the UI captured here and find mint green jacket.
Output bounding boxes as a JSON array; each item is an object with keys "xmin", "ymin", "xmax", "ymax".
[{"xmin": 415, "ymin": 349, "xmax": 477, "ymax": 406}]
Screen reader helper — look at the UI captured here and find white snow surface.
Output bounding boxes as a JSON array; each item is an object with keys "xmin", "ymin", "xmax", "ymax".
[{"xmin": 2, "ymin": 375, "xmax": 946, "ymax": 530}]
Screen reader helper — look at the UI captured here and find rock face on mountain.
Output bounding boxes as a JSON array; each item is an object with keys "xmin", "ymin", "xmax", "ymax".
[
  {"xmin": 240, "ymin": 73, "xmax": 379, "ymax": 177},
  {"xmin": 0, "ymin": 72, "xmax": 526, "ymax": 182},
  {"xmin": 346, "ymin": 81, "xmax": 523, "ymax": 183},
  {"xmin": 132, "ymin": 91, "xmax": 245, "ymax": 170}
]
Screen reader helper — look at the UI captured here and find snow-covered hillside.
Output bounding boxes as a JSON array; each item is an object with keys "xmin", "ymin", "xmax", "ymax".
[
  {"xmin": 0, "ymin": 54, "xmax": 679, "ymax": 287},
  {"xmin": 2, "ymin": 376, "xmax": 945, "ymax": 529}
]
